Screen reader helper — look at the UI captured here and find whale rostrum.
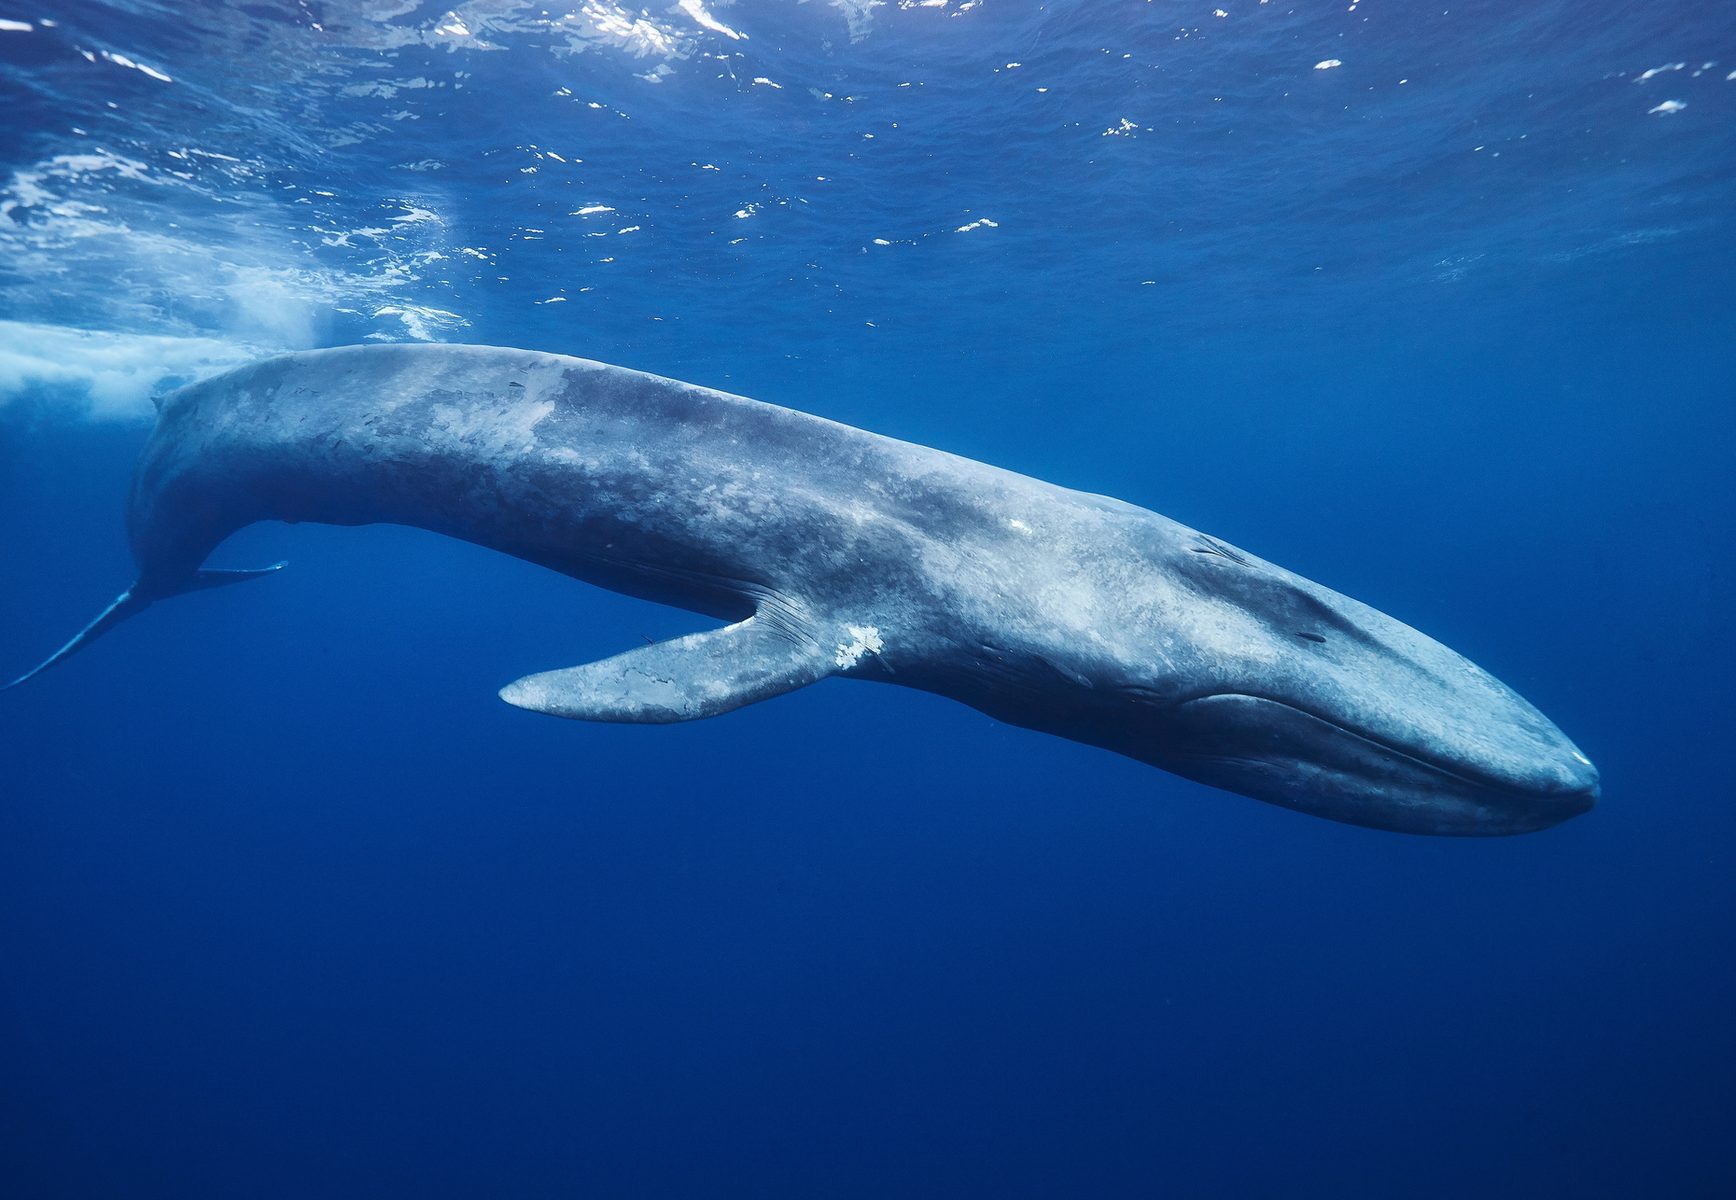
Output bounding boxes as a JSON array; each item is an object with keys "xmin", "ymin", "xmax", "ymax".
[{"xmin": 5, "ymin": 343, "xmax": 1598, "ymax": 835}]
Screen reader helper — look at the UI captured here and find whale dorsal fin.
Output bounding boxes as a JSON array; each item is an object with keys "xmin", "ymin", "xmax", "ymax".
[{"xmin": 498, "ymin": 616, "xmax": 837, "ymax": 723}]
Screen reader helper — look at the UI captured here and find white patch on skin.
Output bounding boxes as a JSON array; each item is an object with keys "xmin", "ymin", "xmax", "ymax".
[
  {"xmin": 834, "ymin": 624, "xmax": 884, "ymax": 669},
  {"xmin": 1007, "ymin": 517, "xmax": 1033, "ymax": 535},
  {"xmin": 430, "ymin": 397, "xmax": 555, "ymax": 456}
]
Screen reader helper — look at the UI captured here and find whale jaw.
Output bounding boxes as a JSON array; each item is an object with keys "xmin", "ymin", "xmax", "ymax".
[{"xmin": 1159, "ymin": 693, "xmax": 1598, "ymax": 836}]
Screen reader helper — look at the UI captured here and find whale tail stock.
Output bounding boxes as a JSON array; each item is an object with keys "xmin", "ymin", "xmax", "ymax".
[{"xmin": 2, "ymin": 562, "xmax": 287, "ymax": 692}]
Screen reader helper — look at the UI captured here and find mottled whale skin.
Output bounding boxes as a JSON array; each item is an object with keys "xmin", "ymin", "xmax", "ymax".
[{"xmin": 7, "ymin": 343, "xmax": 1598, "ymax": 835}]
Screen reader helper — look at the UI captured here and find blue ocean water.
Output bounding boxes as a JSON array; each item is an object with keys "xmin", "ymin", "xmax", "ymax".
[{"xmin": 1, "ymin": 0, "xmax": 1733, "ymax": 1194}]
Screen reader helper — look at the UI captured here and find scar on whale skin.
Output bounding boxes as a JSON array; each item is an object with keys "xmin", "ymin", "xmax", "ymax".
[{"xmin": 834, "ymin": 625, "xmax": 884, "ymax": 670}]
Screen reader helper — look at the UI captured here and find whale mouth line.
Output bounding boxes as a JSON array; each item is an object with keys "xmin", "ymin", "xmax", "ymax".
[{"xmin": 1173, "ymin": 691, "xmax": 1590, "ymax": 803}]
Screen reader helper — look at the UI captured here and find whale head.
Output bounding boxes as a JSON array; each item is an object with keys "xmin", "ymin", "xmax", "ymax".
[{"xmin": 1095, "ymin": 531, "xmax": 1599, "ymax": 836}]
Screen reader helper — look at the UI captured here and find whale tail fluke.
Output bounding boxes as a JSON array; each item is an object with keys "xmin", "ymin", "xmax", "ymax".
[
  {"xmin": 3, "ymin": 561, "xmax": 286, "ymax": 692},
  {"xmin": 2, "ymin": 586, "xmax": 153, "ymax": 692}
]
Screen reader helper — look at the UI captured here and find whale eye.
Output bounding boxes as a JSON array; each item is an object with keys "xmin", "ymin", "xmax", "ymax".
[{"xmin": 1296, "ymin": 632, "xmax": 1327, "ymax": 644}]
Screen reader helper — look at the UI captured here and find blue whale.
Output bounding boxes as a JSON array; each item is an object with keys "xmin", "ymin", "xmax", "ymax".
[{"xmin": 6, "ymin": 343, "xmax": 1598, "ymax": 835}]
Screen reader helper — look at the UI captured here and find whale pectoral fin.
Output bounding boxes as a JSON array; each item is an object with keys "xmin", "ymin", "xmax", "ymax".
[{"xmin": 498, "ymin": 617, "xmax": 833, "ymax": 723}]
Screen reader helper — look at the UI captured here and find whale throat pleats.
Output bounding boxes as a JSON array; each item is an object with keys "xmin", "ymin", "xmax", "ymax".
[{"xmin": 498, "ymin": 616, "xmax": 837, "ymax": 723}]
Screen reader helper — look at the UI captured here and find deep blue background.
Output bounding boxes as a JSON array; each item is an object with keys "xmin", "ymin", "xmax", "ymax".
[{"xmin": 2, "ymin": 2, "xmax": 1734, "ymax": 1195}]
